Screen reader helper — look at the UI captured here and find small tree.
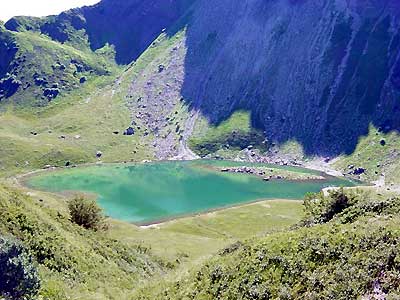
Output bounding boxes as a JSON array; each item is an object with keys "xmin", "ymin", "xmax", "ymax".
[
  {"xmin": 0, "ymin": 236, "xmax": 41, "ymax": 300},
  {"xmin": 68, "ymin": 195, "xmax": 105, "ymax": 231}
]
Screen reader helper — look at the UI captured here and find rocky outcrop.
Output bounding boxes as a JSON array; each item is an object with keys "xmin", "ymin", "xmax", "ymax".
[
  {"xmin": 43, "ymin": 88, "xmax": 60, "ymax": 100},
  {"xmin": 0, "ymin": 75, "xmax": 21, "ymax": 98},
  {"xmin": 219, "ymin": 166, "xmax": 325, "ymax": 181},
  {"xmin": 123, "ymin": 127, "xmax": 135, "ymax": 136}
]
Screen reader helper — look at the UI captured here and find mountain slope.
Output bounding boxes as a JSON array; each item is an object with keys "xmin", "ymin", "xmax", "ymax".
[
  {"xmin": 177, "ymin": 0, "xmax": 400, "ymax": 156},
  {"xmin": 3, "ymin": 0, "xmax": 400, "ymax": 156},
  {"xmin": 2, "ymin": 0, "xmax": 400, "ymax": 182},
  {"xmin": 106, "ymin": 0, "xmax": 400, "ymax": 181},
  {"xmin": 0, "ymin": 24, "xmax": 117, "ymax": 106},
  {"xmin": 5, "ymin": 0, "xmax": 197, "ymax": 64},
  {"xmin": 0, "ymin": 0, "xmax": 196, "ymax": 105},
  {"xmin": 0, "ymin": 30, "xmax": 189, "ymax": 177}
]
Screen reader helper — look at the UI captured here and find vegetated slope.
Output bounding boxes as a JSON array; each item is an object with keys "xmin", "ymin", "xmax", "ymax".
[
  {"xmin": 0, "ymin": 0, "xmax": 196, "ymax": 105},
  {"xmin": 0, "ymin": 23, "xmax": 116, "ymax": 106},
  {"xmin": 0, "ymin": 183, "xmax": 168, "ymax": 299},
  {"xmin": 4, "ymin": 0, "xmax": 197, "ymax": 64},
  {"xmin": 140, "ymin": 189, "xmax": 400, "ymax": 299},
  {"xmin": 333, "ymin": 125, "xmax": 400, "ymax": 184},
  {"xmin": 0, "ymin": 29, "xmax": 196, "ymax": 177}
]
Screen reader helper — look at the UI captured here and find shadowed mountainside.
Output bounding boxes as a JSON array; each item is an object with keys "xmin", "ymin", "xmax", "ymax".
[{"xmin": 179, "ymin": 0, "xmax": 400, "ymax": 156}]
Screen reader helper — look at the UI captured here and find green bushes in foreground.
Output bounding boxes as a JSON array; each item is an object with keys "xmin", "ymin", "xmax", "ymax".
[
  {"xmin": 157, "ymin": 222, "xmax": 400, "ymax": 300},
  {"xmin": 0, "ymin": 185, "xmax": 166, "ymax": 299},
  {"xmin": 0, "ymin": 236, "xmax": 40, "ymax": 300}
]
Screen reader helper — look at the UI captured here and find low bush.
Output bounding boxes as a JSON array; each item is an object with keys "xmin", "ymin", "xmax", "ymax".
[
  {"xmin": 68, "ymin": 195, "xmax": 106, "ymax": 231},
  {"xmin": 302, "ymin": 188, "xmax": 354, "ymax": 225}
]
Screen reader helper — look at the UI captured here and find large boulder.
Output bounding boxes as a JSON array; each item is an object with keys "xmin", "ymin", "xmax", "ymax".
[
  {"xmin": 0, "ymin": 75, "xmax": 21, "ymax": 98},
  {"xmin": 123, "ymin": 127, "xmax": 135, "ymax": 136},
  {"xmin": 43, "ymin": 88, "xmax": 60, "ymax": 99}
]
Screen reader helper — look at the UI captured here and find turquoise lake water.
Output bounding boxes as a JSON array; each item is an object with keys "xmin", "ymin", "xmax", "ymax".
[{"xmin": 27, "ymin": 160, "xmax": 355, "ymax": 223}]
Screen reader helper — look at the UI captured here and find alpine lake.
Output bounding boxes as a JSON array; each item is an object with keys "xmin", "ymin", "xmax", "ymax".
[{"xmin": 26, "ymin": 160, "xmax": 357, "ymax": 224}]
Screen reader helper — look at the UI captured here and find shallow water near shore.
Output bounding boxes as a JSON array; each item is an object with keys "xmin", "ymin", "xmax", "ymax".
[{"xmin": 27, "ymin": 160, "xmax": 356, "ymax": 223}]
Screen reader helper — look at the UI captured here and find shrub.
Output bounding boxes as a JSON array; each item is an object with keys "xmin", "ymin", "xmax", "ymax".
[
  {"xmin": 0, "ymin": 236, "xmax": 41, "ymax": 300},
  {"xmin": 68, "ymin": 195, "xmax": 106, "ymax": 231},
  {"xmin": 302, "ymin": 188, "xmax": 400, "ymax": 226},
  {"xmin": 303, "ymin": 188, "xmax": 355, "ymax": 225}
]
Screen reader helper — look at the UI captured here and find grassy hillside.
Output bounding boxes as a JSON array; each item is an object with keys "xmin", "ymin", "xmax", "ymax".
[
  {"xmin": 0, "ymin": 25, "xmax": 117, "ymax": 106},
  {"xmin": 139, "ymin": 189, "xmax": 400, "ymax": 299},
  {"xmin": 0, "ymin": 182, "xmax": 168, "ymax": 299},
  {"xmin": 189, "ymin": 111, "xmax": 267, "ymax": 157},
  {"xmin": 0, "ymin": 177, "xmax": 303, "ymax": 299},
  {"xmin": 335, "ymin": 125, "xmax": 400, "ymax": 185},
  {"xmin": 0, "ymin": 73, "xmax": 154, "ymax": 177}
]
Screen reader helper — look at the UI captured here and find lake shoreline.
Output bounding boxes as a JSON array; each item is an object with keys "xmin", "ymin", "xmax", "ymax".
[{"xmin": 18, "ymin": 160, "xmax": 358, "ymax": 225}]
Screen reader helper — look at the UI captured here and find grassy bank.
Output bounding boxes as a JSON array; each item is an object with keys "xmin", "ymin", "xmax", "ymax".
[
  {"xmin": 2, "ymin": 177, "xmax": 303, "ymax": 299},
  {"xmin": 137, "ymin": 188, "xmax": 400, "ymax": 299}
]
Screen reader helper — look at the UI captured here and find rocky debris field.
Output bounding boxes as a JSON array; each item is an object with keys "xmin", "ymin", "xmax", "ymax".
[{"xmin": 219, "ymin": 165, "xmax": 325, "ymax": 181}]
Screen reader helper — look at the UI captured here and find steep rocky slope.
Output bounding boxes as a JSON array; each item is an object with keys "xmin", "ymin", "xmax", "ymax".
[
  {"xmin": 178, "ymin": 0, "xmax": 400, "ymax": 156},
  {"xmin": 112, "ymin": 0, "xmax": 400, "ymax": 179}
]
